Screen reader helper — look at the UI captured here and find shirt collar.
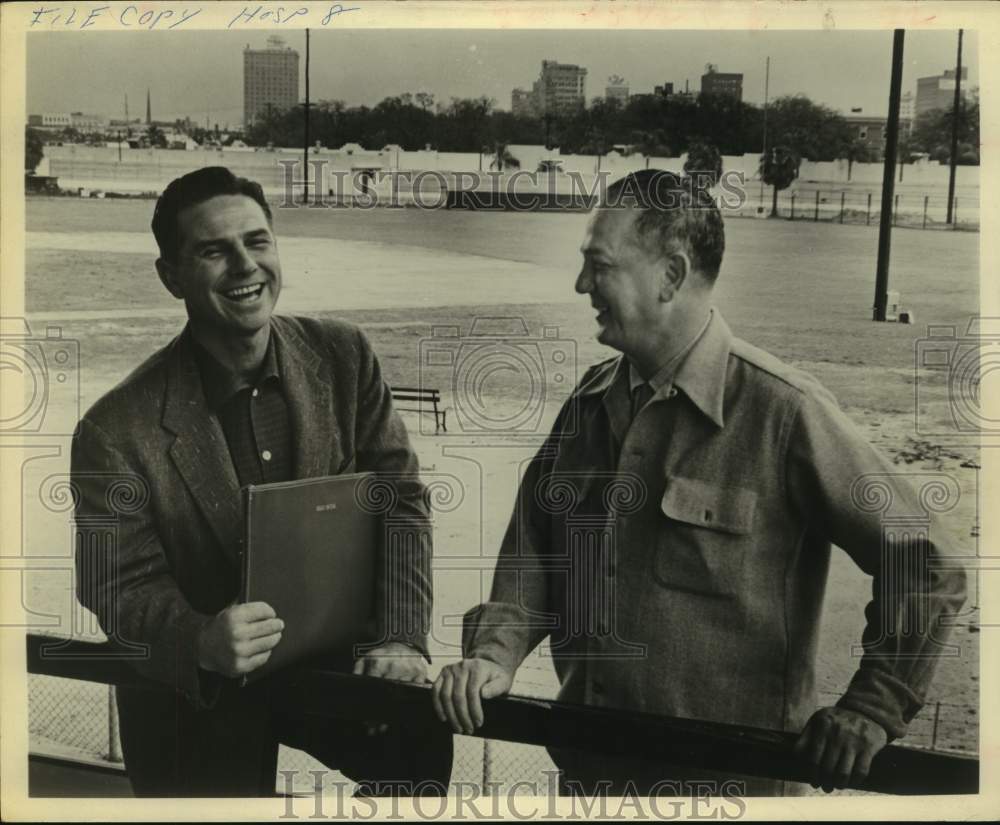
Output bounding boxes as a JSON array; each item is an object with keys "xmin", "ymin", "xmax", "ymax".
[
  {"xmin": 670, "ymin": 308, "xmax": 731, "ymax": 428},
  {"xmin": 580, "ymin": 309, "xmax": 732, "ymax": 428},
  {"xmin": 192, "ymin": 327, "xmax": 281, "ymax": 410},
  {"xmin": 627, "ymin": 310, "xmax": 713, "ymax": 397}
]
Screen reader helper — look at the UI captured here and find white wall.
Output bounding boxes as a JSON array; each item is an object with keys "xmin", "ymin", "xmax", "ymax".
[{"xmin": 42, "ymin": 144, "xmax": 981, "ymax": 197}]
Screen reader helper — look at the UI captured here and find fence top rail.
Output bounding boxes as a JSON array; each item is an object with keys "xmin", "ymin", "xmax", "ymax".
[
  {"xmin": 391, "ymin": 387, "xmax": 441, "ymax": 396},
  {"xmin": 25, "ymin": 634, "xmax": 978, "ymax": 796}
]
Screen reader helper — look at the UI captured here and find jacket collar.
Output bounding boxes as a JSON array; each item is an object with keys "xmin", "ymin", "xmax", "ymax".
[
  {"xmin": 578, "ymin": 308, "xmax": 731, "ymax": 428},
  {"xmin": 161, "ymin": 317, "xmax": 333, "ymax": 561}
]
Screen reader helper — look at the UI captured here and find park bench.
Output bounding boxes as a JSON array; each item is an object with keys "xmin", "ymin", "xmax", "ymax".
[{"xmin": 390, "ymin": 386, "xmax": 447, "ymax": 433}]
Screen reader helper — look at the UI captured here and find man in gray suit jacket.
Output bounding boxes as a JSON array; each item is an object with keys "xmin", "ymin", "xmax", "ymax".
[{"xmin": 72, "ymin": 166, "xmax": 452, "ymax": 796}]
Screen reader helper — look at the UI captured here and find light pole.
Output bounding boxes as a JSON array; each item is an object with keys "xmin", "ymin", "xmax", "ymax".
[
  {"xmin": 303, "ymin": 28, "xmax": 310, "ymax": 204},
  {"xmin": 873, "ymin": 29, "xmax": 905, "ymax": 322},
  {"xmin": 946, "ymin": 29, "xmax": 964, "ymax": 225},
  {"xmin": 758, "ymin": 56, "xmax": 770, "ymax": 211}
]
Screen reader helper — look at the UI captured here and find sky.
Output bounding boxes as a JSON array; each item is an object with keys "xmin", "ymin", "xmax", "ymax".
[{"xmin": 26, "ymin": 28, "xmax": 978, "ymax": 128}]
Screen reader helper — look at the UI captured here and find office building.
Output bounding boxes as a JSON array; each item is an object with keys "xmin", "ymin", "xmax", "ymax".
[
  {"xmin": 243, "ymin": 35, "xmax": 300, "ymax": 126},
  {"xmin": 535, "ymin": 60, "xmax": 587, "ymax": 115},
  {"xmin": 700, "ymin": 65, "xmax": 743, "ymax": 101},
  {"xmin": 654, "ymin": 82, "xmax": 675, "ymax": 98},
  {"xmin": 916, "ymin": 67, "xmax": 968, "ymax": 117}
]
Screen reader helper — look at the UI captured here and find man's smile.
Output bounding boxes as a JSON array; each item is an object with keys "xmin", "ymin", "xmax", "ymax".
[{"xmin": 220, "ymin": 283, "xmax": 266, "ymax": 303}]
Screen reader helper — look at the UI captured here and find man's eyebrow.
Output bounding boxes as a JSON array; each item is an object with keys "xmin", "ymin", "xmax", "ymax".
[
  {"xmin": 582, "ymin": 247, "xmax": 612, "ymax": 261},
  {"xmin": 191, "ymin": 237, "xmax": 227, "ymax": 251},
  {"xmin": 244, "ymin": 228, "xmax": 272, "ymax": 240}
]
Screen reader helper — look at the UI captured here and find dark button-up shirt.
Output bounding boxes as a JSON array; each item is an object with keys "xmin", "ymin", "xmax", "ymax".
[
  {"xmin": 192, "ymin": 334, "xmax": 293, "ymax": 488},
  {"xmin": 463, "ymin": 309, "xmax": 967, "ymax": 789}
]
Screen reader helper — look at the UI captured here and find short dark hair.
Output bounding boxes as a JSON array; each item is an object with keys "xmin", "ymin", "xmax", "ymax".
[
  {"xmin": 151, "ymin": 166, "xmax": 272, "ymax": 261},
  {"xmin": 604, "ymin": 169, "xmax": 725, "ymax": 281}
]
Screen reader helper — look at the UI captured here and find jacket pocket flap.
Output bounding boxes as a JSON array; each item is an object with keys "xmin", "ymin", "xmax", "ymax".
[{"xmin": 660, "ymin": 477, "xmax": 756, "ymax": 535}]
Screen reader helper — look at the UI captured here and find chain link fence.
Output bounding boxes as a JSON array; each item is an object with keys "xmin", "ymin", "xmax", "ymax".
[{"xmin": 732, "ymin": 187, "xmax": 979, "ymax": 231}]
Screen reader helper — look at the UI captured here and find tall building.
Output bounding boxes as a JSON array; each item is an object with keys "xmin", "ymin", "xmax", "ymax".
[
  {"xmin": 654, "ymin": 82, "xmax": 675, "ymax": 98},
  {"xmin": 535, "ymin": 60, "xmax": 587, "ymax": 115},
  {"xmin": 243, "ymin": 36, "xmax": 300, "ymax": 127},
  {"xmin": 900, "ymin": 91, "xmax": 914, "ymax": 122},
  {"xmin": 915, "ymin": 67, "xmax": 968, "ymax": 118},
  {"xmin": 700, "ymin": 65, "xmax": 743, "ymax": 101},
  {"xmin": 605, "ymin": 75, "xmax": 629, "ymax": 104}
]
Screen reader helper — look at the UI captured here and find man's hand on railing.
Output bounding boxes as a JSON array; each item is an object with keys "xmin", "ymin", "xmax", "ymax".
[
  {"xmin": 197, "ymin": 601, "xmax": 284, "ymax": 678},
  {"xmin": 431, "ymin": 658, "xmax": 513, "ymax": 735},
  {"xmin": 793, "ymin": 706, "xmax": 889, "ymax": 793},
  {"xmin": 353, "ymin": 642, "xmax": 428, "ymax": 683},
  {"xmin": 353, "ymin": 641, "xmax": 430, "ymax": 736}
]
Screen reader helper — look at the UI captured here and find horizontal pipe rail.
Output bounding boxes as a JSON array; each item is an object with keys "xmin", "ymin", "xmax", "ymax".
[{"xmin": 27, "ymin": 635, "xmax": 977, "ymax": 795}]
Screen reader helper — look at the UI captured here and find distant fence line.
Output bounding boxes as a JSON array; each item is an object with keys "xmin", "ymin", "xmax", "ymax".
[
  {"xmin": 758, "ymin": 187, "xmax": 978, "ymax": 230},
  {"xmin": 37, "ymin": 144, "xmax": 980, "ymax": 198}
]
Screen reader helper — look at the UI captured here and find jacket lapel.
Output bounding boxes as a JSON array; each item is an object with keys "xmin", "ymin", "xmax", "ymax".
[
  {"xmin": 161, "ymin": 328, "xmax": 243, "ymax": 565},
  {"xmin": 272, "ymin": 319, "xmax": 337, "ymax": 480}
]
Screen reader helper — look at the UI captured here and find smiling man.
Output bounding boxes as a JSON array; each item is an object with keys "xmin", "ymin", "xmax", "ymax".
[
  {"xmin": 432, "ymin": 169, "xmax": 966, "ymax": 797},
  {"xmin": 71, "ymin": 166, "xmax": 452, "ymax": 796}
]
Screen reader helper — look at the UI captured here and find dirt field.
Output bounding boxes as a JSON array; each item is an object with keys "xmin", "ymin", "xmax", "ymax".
[{"xmin": 19, "ymin": 197, "xmax": 981, "ymax": 792}]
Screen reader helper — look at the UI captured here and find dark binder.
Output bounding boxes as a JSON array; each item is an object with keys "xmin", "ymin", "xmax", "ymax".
[{"xmin": 239, "ymin": 472, "xmax": 379, "ymax": 683}]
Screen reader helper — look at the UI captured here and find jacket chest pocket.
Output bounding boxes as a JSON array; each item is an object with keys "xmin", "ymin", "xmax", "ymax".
[{"xmin": 652, "ymin": 476, "xmax": 756, "ymax": 599}]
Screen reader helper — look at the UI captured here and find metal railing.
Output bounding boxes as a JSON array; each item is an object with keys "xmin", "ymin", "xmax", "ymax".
[{"xmin": 26, "ymin": 634, "xmax": 978, "ymax": 796}]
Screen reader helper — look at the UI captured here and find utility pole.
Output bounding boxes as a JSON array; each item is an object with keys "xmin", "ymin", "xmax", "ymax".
[
  {"xmin": 759, "ymin": 56, "xmax": 770, "ymax": 208},
  {"xmin": 873, "ymin": 29, "xmax": 905, "ymax": 322},
  {"xmin": 303, "ymin": 28, "xmax": 310, "ymax": 204},
  {"xmin": 946, "ymin": 29, "xmax": 963, "ymax": 225}
]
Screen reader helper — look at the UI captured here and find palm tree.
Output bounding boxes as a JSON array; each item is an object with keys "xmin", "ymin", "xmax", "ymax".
[
  {"xmin": 683, "ymin": 141, "xmax": 723, "ymax": 188},
  {"xmin": 759, "ymin": 146, "xmax": 800, "ymax": 218},
  {"xmin": 488, "ymin": 142, "xmax": 520, "ymax": 172}
]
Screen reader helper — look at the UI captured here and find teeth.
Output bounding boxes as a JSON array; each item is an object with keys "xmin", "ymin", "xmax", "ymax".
[{"xmin": 224, "ymin": 285, "xmax": 263, "ymax": 299}]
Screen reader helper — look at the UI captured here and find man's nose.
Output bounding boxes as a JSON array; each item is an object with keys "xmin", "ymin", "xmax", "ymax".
[
  {"xmin": 574, "ymin": 262, "xmax": 593, "ymax": 295},
  {"xmin": 229, "ymin": 244, "xmax": 258, "ymax": 277}
]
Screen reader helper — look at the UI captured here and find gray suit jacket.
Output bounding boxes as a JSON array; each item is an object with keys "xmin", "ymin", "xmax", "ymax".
[{"xmin": 72, "ymin": 315, "xmax": 433, "ymax": 709}]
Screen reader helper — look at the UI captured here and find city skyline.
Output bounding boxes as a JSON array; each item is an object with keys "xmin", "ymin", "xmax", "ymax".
[{"xmin": 27, "ymin": 28, "xmax": 978, "ymax": 128}]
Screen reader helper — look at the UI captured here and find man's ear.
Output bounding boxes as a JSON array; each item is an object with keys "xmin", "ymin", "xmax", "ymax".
[
  {"xmin": 659, "ymin": 250, "xmax": 691, "ymax": 301},
  {"xmin": 155, "ymin": 258, "xmax": 184, "ymax": 300}
]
